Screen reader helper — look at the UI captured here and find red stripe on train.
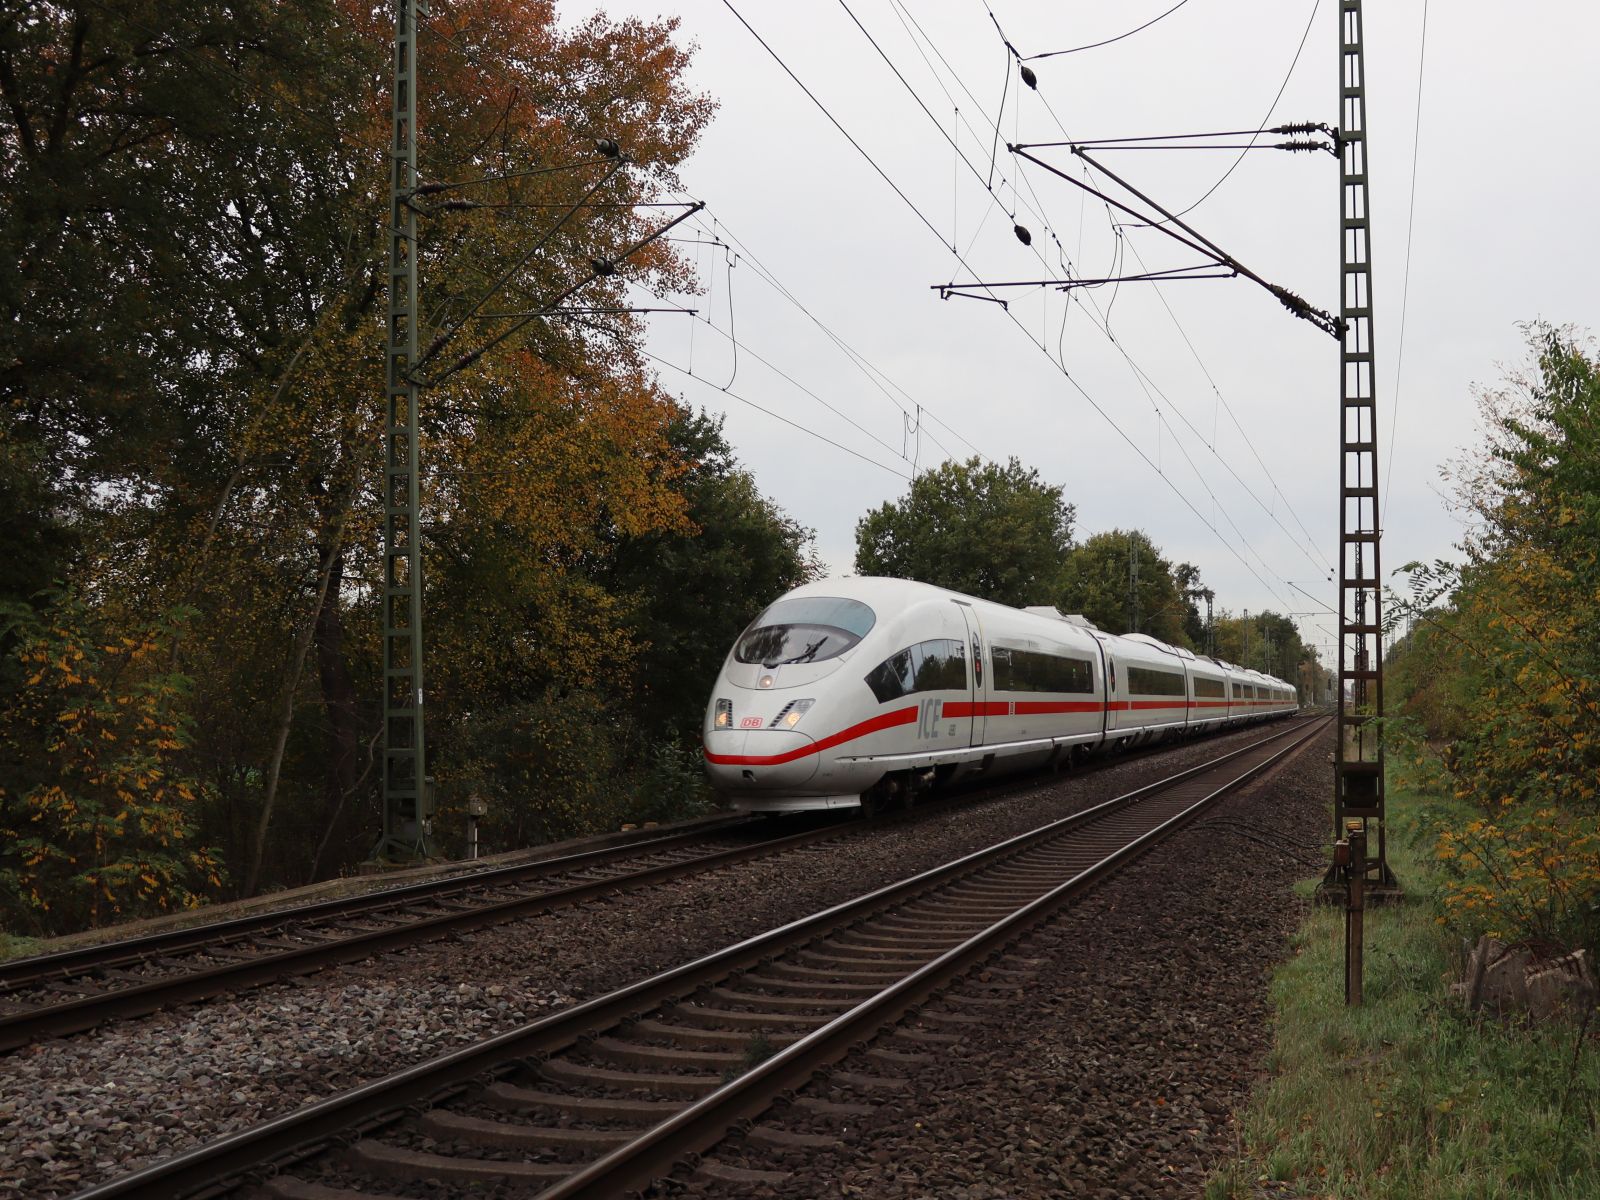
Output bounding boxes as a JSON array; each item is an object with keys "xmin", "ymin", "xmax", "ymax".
[
  {"xmin": 703, "ymin": 705, "xmax": 920, "ymax": 767},
  {"xmin": 705, "ymin": 694, "xmax": 1290, "ymax": 768},
  {"xmin": 943, "ymin": 701, "xmax": 1012, "ymax": 718},
  {"xmin": 1012, "ymin": 700, "xmax": 1105, "ymax": 715}
]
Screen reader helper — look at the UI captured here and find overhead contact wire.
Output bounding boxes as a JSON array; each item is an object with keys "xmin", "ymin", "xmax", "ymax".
[
  {"xmin": 726, "ymin": 1, "xmax": 1303, "ymax": 614},
  {"xmin": 1383, "ymin": 0, "xmax": 1430, "ymax": 522}
]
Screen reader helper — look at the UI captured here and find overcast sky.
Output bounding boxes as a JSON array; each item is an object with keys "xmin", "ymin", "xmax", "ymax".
[{"xmin": 596, "ymin": 0, "xmax": 1599, "ymax": 664}]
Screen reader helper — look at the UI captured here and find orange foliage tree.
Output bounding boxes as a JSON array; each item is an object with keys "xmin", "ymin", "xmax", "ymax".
[
  {"xmin": 3, "ymin": 1, "xmax": 779, "ymax": 918},
  {"xmin": 0, "ymin": 597, "xmax": 223, "ymax": 933},
  {"xmin": 1387, "ymin": 325, "xmax": 1600, "ymax": 946}
]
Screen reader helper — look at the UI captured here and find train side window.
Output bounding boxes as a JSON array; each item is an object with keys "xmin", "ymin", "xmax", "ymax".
[
  {"xmin": 913, "ymin": 639, "xmax": 966, "ymax": 691},
  {"xmin": 1126, "ymin": 666, "xmax": 1186, "ymax": 696},
  {"xmin": 866, "ymin": 639, "xmax": 965, "ymax": 702},
  {"xmin": 991, "ymin": 645, "xmax": 1093, "ymax": 693}
]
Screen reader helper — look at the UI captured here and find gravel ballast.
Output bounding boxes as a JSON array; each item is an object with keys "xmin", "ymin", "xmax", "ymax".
[
  {"xmin": 0, "ymin": 721, "xmax": 1314, "ymax": 1198},
  {"xmin": 680, "ymin": 723, "xmax": 1333, "ymax": 1199}
]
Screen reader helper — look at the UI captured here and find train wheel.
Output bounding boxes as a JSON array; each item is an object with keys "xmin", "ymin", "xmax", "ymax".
[{"xmin": 862, "ymin": 773, "xmax": 913, "ymax": 817}]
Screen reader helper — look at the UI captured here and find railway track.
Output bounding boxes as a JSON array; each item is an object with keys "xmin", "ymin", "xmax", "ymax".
[
  {"xmin": 0, "ymin": 819, "xmax": 817, "ymax": 1051},
  {"xmin": 74, "ymin": 715, "xmax": 1328, "ymax": 1200},
  {"xmin": 1, "ymin": 719, "xmax": 1305, "ymax": 1053}
]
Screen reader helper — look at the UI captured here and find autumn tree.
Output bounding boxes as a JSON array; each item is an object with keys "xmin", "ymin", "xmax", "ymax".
[
  {"xmin": 1211, "ymin": 609, "xmax": 1310, "ymax": 682},
  {"xmin": 1058, "ymin": 529, "xmax": 1195, "ymax": 647},
  {"xmin": 1386, "ymin": 325, "xmax": 1600, "ymax": 946},
  {"xmin": 854, "ymin": 457, "xmax": 1074, "ymax": 606},
  {"xmin": 605, "ymin": 406, "xmax": 821, "ymax": 744},
  {"xmin": 1, "ymin": 1, "xmax": 723, "ymax": 904},
  {"xmin": 0, "ymin": 596, "xmax": 223, "ymax": 934}
]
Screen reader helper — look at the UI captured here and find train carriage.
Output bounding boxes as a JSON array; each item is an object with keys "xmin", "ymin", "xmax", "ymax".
[
  {"xmin": 704, "ymin": 577, "xmax": 1298, "ymax": 814},
  {"xmin": 1187, "ymin": 654, "xmax": 1232, "ymax": 730},
  {"xmin": 1107, "ymin": 633, "xmax": 1192, "ymax": 746}
]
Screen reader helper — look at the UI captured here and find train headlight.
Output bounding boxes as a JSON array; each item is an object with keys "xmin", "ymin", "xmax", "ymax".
[
  {"xmin": 772, "ymin": 698, "xmax": 815, "ymax": 729},
  {"xmin": 714, "ymin": 698, "xmax": 733, "ymax": 729}
]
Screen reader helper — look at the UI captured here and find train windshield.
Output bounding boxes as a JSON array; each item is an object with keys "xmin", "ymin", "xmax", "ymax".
[{"xmin": 734, "ymin": 597, "xmax": 876, "ymax": 668}]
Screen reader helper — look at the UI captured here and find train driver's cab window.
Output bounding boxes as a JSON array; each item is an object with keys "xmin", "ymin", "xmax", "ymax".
[
  {"xmin": 865, "ymin": 639, "xmax": 967, "ymax": 703},
  {"xmin": 735, "ymin": 597, "xmax": 876, "ymax": 669}
]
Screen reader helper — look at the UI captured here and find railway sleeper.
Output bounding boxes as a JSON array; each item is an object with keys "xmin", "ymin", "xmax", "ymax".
[
  {"xmin": 420, "ymin": 1109, "xmax": 632, "ymax": 1152},
  {"xmin": 736, "ymin": 972, "xmax": 888, "ymax": 994},
  {"xmin": 943, "ymin": 880, "xmax": 1054, "ymax": 899},
  {"xmin": 539, "ymin": 1057, "xmax": 723, "ymax": 1098},
  {"xmin": 481, "ymin": 1082, "xmax": 680, "ymax": 1122},
  {"xmin": 588, "ymin": 1036, "xmax": 744, "ymax": 1073},
  {"xmin": 256, "ymin": 1174, "xmax": 413, "ymax": 1200},
  {"xmin": 938, "ymin": 991, "xmax": 1013, "ymax": 1009},
  {"xmin": 864, "ymin": 916, "xmax": 988, "ymax": 935},
  {"xmin": 666, "ymin": 1001, "xmax": 833, "ymax": 1029},
  {"xmin": 761, "ymin": 966, "xmax": 915, "ymax": 985},
  {"xmin": 777, "ymin": 1097, "xmax": 877, "ymax": 1126},
  {"xmin": 345, "ymin": 1140, "xmax": 569, "ymax": 1184},
  {"xmin": 902, "ymin": 899, "xmax": 1023, "ymax": 916},
  {"xmin": 625, "ymin": 1017, "xmax": 805, "ymax": 1050},
  {"xmin": 803, "ymin": 939, "xmax": 947, "ymax": 962},
  {"xmin": 866, "ymin": 1046, "xmax": 933, "ymax": 1069},
  {"xmin": 828, "ymin": 1069, "xmax": 911, "ymax": 1093},
  {"xmin": 796, "ymin": 947, "xmax": 934, "ymax": 972},
  {"xmin": 893, "ymin": 1026, "xmax": 964, "ymax": 1047},
  {"xmin": 819, "ymin": 934, "xmax": 953, "ymax": 953},
  {"xmin": 744, "ymin": 1124, "xmax": 843, "ymax": 1151},
  {"xmin": 704, "ymin": 986, "xmax": 856, "ymax": 1011},
  {"xmin": 829, "ymin": 928, "xmax": 967, "ymax": 949},
  {"xmin": 693, "ymin": 1157, "xmax": 792, "ymax": 1186},
  {"xmin": 911, "ymin": 1008, "xmax": 989, "ymax": 1027},
  {"xmin": 890, "ymin": 904, "xmax": 1014, "ymax": 922}
]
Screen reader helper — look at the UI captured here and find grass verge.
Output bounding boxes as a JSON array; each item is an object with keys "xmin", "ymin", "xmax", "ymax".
[
  {"xmin": 1207, "ymin": 787, "xmax": 1600, "ymax": 1200},
  {"xmin": 0, "ymin": 932, "xmax": 45, "ymax": 963}
]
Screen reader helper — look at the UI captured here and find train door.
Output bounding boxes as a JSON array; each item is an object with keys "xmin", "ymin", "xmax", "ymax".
[{"xmin": 952, "ymin": 601, "xmax": 987, "ymax": 746}]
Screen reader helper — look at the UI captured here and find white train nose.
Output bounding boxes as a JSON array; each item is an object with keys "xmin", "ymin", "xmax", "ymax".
[{"xmin": 703, "ymin": 730, "xmax": 821, "ymax": 791}]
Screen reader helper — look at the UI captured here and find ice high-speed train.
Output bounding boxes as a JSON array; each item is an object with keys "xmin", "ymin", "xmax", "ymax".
[{"xmin": 703, "ymin": 577, "xmax": 1297, "ymax": 813}]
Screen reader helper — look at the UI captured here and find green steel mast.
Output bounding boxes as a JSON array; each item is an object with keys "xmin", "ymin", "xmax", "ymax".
[
  {"xmin": 1334, "ymin": 0, "xmax": 1395, "ymax": 889},
  {"xmin": 377, "ymin": 0, "xmax": 431, "ymax": 860}
]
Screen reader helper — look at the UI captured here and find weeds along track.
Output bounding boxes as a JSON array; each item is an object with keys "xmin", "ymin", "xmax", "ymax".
[{"xmin": 73, "ymin": 717, "xmax": 1328, "ymax": 1200}]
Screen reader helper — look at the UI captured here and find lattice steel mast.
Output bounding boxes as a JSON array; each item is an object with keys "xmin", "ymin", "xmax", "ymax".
[
  {"xmin": 1334, "ymin": 0, "xmax": 1394, "ymax": 887},
  {"xmin": 377, "ymin": 0, "xmax": 431, "ymax": 860}
]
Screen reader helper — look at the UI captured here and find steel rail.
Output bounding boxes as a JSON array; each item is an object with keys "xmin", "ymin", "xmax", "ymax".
[
  {"xmin": 0, "ymin": 819, "xmax": 858, "ymax": 1051},
  {"xmin": 545, "ymin": 715, "xmax": 1329, "ymax": 1197},
  {"xmin": 6, "ymin": 715, "xmax": 1305, "ymax": 992},
  {"xmin": 0, "ymin": 819, "xmax": 753, "ymax": 991},
  {"xmin": 2, "ymin": 718, "xmax": 1302, "ymax": 1050},
  {"xmin": 70, "ymin": 717, "xmax": 1324, "ymax": 1200}
]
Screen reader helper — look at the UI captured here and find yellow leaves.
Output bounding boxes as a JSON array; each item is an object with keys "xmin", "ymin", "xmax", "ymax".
[{"xmin": 3, "ymin": 594, "xmax": 224, "ymax": 931}]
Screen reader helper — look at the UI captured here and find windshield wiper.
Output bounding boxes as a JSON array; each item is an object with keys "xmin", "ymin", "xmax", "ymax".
[{"xmin": 766, "ymin": 636, "xmax": 828, "ymax": 668}]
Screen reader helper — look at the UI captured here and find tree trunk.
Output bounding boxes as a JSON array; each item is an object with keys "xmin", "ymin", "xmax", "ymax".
[
  {"xmin": 310, "ymin": 541, "xmax": 364, "ymax": 879},
  {"xmin": 242, "ymin": 491, "xmax": 359, "ymax": 897}
]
